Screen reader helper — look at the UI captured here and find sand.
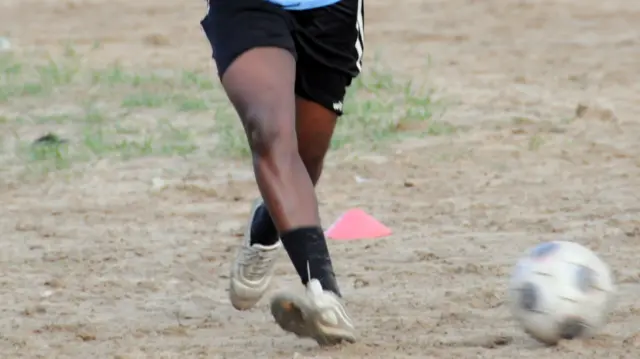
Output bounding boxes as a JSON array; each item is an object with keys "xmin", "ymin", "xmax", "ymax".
[{"xmin": 1, "ymin": 0, "xmax": 639, "ymax": 358}]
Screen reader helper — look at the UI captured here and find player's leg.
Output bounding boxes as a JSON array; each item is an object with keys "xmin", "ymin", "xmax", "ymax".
[
  {"xmin": 249, "ymin": 94, "xmax": 353, "ymax": 346},
  {"xmin": 295, "ymin": 98, "xmax": 337, "ymax": 184},
  {"xmin": 222, "ymin": 49, "xmax": 309, "ymax": 312},
  {"xmin": 247, "ymin": 98, "xmax": 335, "ymax": 253},
  {"xmin": 248, "ymin": 98, "xmax": 336, "ymax": 259},
  {"xmin": 201, "ymin": 0, "xmax": 319, "ymax": 310},
  {"xmin": 269, "ymin": 0, "xmax": 365, "ymax": 345},
  {"xmin": 269, "ymin": 98, "xmax": 355, "ymax": 345},
  {"xmin": 246, "ymin": 99, "xmax": 337, "ymax": 316}
]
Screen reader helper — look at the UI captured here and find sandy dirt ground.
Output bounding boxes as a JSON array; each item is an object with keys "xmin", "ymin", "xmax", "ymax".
[{"xmin": 1, "ymin": 0, "xmax": 640, "ymax": 358}]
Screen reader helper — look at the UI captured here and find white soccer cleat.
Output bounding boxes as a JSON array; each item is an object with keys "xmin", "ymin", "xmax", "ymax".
[
  {"xmin": 229, "ymin": 199, "xmax": 282, "ymax": 310},
  {"xmin": 270, "ymin": 279, "xmax": 357, "ymax": 346}
]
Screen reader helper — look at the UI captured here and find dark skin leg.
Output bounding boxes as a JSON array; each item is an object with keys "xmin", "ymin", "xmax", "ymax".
[
  {"xmin": 249, "ymin": 96, "xmax": 337, "ymax": 244},
  {"xmin": 221, "ymin": 47, "xmax": 325, "ymax": 231},
  {"xmin": 295, "ymin": 97, "xmax": 337, "ymax": 185}
]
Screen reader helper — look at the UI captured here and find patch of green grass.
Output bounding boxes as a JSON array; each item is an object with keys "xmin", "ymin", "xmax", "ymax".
[
  {"xmin": 328, "ymin": 67, "xmax": 451, "ymax": 151},
  {"xmin": 35, "ymin": 57, "xmax": 80, "ymax": 87},
  {"xmin": 0, "ymin": 51, "xmax": 80, "ymax": 102},
  {"xmin": 32, "ymin": 113, "xmax": 72, "ymax": 124},
  {"xmin": 511, "ymin": 116, "xmax": 535, "ymax": 125},
  {"xmin": 528, "ymin": 134, "xmax": 545, "ymax": 151},
  {"xmin": 181, "ymin": 70, "xmax": 216, "ymax": 90},
  {"xmin": 80, "ymin": 120, "xmax": 197, "ymax": 160},
  {"xmin": 16, "ymin": 121, "xmax": 199, "ymax": 173},
  {"xmin": 3, "ymin": 46, "xmax": 450, "ymax": 175},
  {"xmin": 211, "ymin": 108, "xmax": 250, "ymax": 158},
  {"xmin": 84, "ymin": 105, "xmax": 107, "ymax": 124},
  {"xmin": 121, "ymin": 92, "xmax": 168, "ymax": 108},
  {"xmin": 19, "ymin": 140, "xmax": 71, "ymax": 173},
  {"xmin": 156, "ymin": 120, "xmax": 199, "ymax": 156},
  {"xmin": 173, "ymin": 94, "xmax": 210, "ymax": 112}
]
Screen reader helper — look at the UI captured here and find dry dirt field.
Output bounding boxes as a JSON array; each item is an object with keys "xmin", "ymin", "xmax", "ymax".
[{"xmin": 1, "ymin": 0, "xmax": 640, "ymax": 358}]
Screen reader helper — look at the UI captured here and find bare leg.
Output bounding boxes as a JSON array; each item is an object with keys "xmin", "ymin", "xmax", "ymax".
[
  {"xmin": 223, "ymin": 48, "xmax": 340, "ymax": 297},
  {"xmin": 250, "ymin": 97, "xmax": 337, "ymax": 245},
  {"xmin": 222, "ymin": 48, "xmax": 320, "ymax": 230},
  {"xmin": 203, "ymin": 0, "xmax": 356, "ymax": 346},
  {"xmin": 295, "ymin": 97, "xmax": 337, "ymax": 184},
  {"xmin": 267, "ymin": 98, "xmax": 355, "ymax": 345}
]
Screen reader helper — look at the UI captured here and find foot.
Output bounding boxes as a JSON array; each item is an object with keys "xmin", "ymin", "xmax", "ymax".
[
  {"xmin": 270, "ymin": 279, "xmax": 357, "ymax": 346},
  {"xmin": 229, "ymin": 199, "xmax": 282, "ymax": 310}
]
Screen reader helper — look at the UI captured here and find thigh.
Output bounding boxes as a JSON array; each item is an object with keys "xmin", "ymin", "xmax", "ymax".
[
  {"xmin": 290, "ymin": 0, "xmax": 365, "ymax": 115},
  {"xmin": 201, "ymin": 0, "xmax": 297, "ymax": 77}
]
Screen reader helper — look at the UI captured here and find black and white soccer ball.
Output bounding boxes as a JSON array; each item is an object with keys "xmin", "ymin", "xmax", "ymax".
[{"xmin": 508, "ymin": 240, "xmax": 616, "ymax": 345}]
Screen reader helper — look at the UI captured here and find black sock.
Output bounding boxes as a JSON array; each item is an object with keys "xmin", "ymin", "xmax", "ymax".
[
  {"xmin": 280, "ymin": 226, "xmax": 341, "ymax": 297},
  {"xmin": 249, "ymin": 204, "xmax": 279, "ymax": 246}
]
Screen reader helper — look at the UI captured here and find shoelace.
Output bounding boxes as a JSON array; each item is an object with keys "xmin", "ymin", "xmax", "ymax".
[{"xmin": 240, "ymin": 246, "xmax": 275, "ymax": 280}]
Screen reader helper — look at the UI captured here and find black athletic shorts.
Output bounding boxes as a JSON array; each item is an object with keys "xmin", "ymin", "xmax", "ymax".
[{"xmin": 200, "ymin": 0, "xmax": 364, "ymax": 115}]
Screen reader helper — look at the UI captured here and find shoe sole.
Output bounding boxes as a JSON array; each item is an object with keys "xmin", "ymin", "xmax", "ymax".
[
  {"xmin": 230, "ymin": 291, "xmax": 262, "ymax": 311},
  {"xmin": 270, "ymin": 292, "xmax": 357, "ymax": 346}
]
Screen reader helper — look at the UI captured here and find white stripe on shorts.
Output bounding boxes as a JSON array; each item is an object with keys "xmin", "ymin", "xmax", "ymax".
[{"xmin": 355, "ymin": 0, "xmax": 364, "ymax": 71}]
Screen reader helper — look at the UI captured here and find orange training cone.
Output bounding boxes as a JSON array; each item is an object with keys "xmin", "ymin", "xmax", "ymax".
[{"xmin": 325, "ymin": 208, "xmax": 392, "ymax": 240}]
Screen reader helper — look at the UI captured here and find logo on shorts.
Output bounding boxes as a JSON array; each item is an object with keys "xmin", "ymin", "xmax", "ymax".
[{"xmin": 333, "ymin": 101, "xmax": 343, "ymax": 112}]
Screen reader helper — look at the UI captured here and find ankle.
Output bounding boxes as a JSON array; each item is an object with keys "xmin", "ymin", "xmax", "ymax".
[
  {"xmin": 250, "ymin": 204, "xmax": 279, "ymax": 246},
  {"xmin": 281, "ymin": 226, "xmax": 342, "ymax": 297}
]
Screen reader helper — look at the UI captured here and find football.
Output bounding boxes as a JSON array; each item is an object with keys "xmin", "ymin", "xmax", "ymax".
[{"xmin": 508, "ymin": 240, "xmax": 616, "ymax": 345}]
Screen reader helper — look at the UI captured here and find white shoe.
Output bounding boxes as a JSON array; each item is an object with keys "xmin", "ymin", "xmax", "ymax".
[
  {"xmin": 270, "ymin": 279, "xmax": 357, "ymax": 346},
  {"xmin": 229, "ymin": 199, "xmax": 281, "ymax": 310}
]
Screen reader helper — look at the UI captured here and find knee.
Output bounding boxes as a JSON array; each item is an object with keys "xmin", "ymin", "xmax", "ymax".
[
  {"xmin": 242, "ymin": 107, "xmax": 297, "ymax": 158},
  {"xmin": 299, "ymin": 148, "xmax": 326, "ymax": 183},
  {"xmin": 300, "ymin": 149, "xmax": 324, "ymax": 171}
]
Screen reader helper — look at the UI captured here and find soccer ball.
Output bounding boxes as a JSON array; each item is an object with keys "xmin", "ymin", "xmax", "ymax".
[{"xmin": 508, "ymin": 240, "xmax": 615, "ymax": 345}]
